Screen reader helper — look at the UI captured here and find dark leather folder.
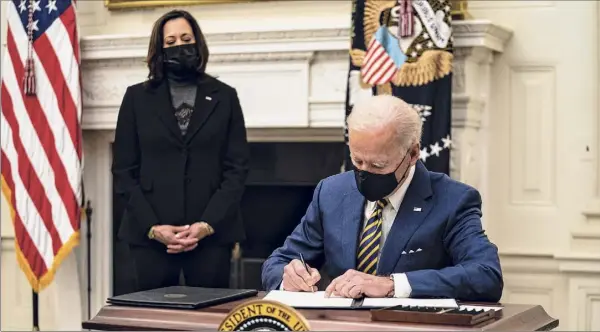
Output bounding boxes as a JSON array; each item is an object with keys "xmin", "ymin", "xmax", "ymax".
[{"xmin": 106, "ymin": 286, "xmax": 258, "ymax": 309}]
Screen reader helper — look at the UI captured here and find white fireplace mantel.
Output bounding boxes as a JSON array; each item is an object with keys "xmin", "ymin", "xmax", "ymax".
[
  {"xmin": 79, "ymin": 20, "xmax": 513, "ymax": 319},
  {"xmin": 82, "ymin": 20, "xmax": 511, "ymax": 59}
]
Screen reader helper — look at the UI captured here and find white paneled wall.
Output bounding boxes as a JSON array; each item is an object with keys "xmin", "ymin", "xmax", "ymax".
[{"xmin": 470, "ymin": 1, "xmax": 600, "ymax": 329}]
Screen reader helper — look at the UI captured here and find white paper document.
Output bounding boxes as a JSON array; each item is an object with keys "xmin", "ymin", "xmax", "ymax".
[
  {"xmin": 264, "ymin": 291, "xmax": 353, "ymax": 308},
  {"xmin": 362, "ymin": 297, "xmax": 458, "ymax": 308},
  {"xmin": 263, "ymin": 291, "xmax": 458, "ymax": 309}
]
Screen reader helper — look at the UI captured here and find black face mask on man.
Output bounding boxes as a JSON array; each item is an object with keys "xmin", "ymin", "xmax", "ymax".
[
  {"xmin": 163, "ymin": 43, "xmax": 200, "ymax": 81},
  {"xmin": 353, "ymin": 149, "xmax": 412, "ymax": 202}
]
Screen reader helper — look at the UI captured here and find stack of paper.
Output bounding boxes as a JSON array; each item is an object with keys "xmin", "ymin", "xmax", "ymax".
[{"xmin": 263, "ymin": 291, "xmax": 458, "ymax": 309}]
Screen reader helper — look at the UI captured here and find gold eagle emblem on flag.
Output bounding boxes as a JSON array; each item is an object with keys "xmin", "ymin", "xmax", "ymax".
[{"xmin": 351, "ymin": 0, "xmax": 454, "ymax": 89}]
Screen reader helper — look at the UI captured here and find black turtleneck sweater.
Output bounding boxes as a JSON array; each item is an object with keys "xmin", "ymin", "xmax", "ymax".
[{"xmin": 168, "ymin": 78, "xmax": 198, "ymax": 136}]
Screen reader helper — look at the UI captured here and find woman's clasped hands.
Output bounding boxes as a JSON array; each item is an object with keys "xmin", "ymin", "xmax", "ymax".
[{"xmin": 150, "ymin": 222, "xmax": 212, "ymax": 253}]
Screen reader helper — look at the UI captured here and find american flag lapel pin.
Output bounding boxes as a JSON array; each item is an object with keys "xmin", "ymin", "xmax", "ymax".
[
  {"xmin": 413, "ymin": 207, "xmax": 422, "ymax": 212},
  {"xmin": 205, "ymin": 96, "xmax": 212, "ymax": 100}
]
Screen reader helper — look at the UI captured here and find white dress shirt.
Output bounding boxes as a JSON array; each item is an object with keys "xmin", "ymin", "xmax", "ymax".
[
  {"xmin": 281, "ymin": 165, "xmax": 416, "ymax": 296},
  {"xmin": 362, "ymin": 164, "xmax": 416, "ymax": 298}
]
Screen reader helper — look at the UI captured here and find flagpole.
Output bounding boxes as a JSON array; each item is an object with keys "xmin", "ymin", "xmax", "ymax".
[
  {"xmin": 85, "ymin": 200, "xmax": 93, "ymax": 320},
  {"xmin": 32, "ymin": 290, "xmax": 39, "ymax": 331}
]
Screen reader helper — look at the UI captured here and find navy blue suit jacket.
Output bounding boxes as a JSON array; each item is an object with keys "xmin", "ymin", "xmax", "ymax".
[{"xmin": 261, "ymin": 161, "xmax": 503, "ymax": 302}]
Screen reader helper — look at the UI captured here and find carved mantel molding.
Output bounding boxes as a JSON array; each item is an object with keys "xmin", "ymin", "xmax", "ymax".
[
  {"xmin": 81, "ymin": 21, "xmax": 508, "ymax": 60},
  {"xmin": 81, "ymin": 28, "xmax": 349, "ymax": 61}
]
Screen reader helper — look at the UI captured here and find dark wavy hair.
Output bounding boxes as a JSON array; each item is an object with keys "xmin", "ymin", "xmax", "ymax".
[{"xmin": 145, "ymin": 9, "xmax": 209, "ymax": 87}]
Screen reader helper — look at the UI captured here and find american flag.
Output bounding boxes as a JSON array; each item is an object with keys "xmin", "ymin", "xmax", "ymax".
[
  {"xmin": 359, "ymin": 23, "xmax": 407, "ymax": 87},
  {"xmin": 360, "ymin": 37, "xmax": 397, "ymax": 86},
  {"xmin": 1, "ymin": 0, "xmax": 83, "ymax": 292}
]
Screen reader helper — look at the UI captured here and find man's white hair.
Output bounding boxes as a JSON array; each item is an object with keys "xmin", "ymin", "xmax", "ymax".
[{"xmin": 347, "ymin": 95, "xmax": 422, "ymax": 150}]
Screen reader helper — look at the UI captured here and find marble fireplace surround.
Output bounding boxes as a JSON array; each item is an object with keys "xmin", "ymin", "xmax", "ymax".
[{"xmin": 79, "ymin": 20, "xmax": 512, "ymax": 316}]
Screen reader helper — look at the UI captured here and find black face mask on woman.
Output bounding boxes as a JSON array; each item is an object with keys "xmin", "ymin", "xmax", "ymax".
[
  {"xmin": 163, "ymin": 43, "xmax": 200, "ymax": 81},
  {"xmin": 354, "ymin": 149, "xmax": 412, "ymax": 202}
]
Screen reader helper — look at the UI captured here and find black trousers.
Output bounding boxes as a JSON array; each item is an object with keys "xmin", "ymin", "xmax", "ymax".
[{"xmin": 128, "ymin": 241, "xmax": 233, "ymax": 292}]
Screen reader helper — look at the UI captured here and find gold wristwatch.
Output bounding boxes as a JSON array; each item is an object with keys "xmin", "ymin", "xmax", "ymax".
[
  {"xmin": 387, "ymin": 275, "xmax": 395, "ymax": 297},
  {"xmin": 199, "ymin": 222, "xmax": 215, "ymax": 236}
]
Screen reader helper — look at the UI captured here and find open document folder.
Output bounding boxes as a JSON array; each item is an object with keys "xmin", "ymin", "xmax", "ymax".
[{"xmin": 263, "ymin": 291, "xmax": 458, "ymax": 309}]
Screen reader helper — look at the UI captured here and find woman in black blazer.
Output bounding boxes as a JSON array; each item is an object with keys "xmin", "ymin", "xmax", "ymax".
[{"xmin": 112, "ymin": 9, "xmax": 249, "ymax": 291}]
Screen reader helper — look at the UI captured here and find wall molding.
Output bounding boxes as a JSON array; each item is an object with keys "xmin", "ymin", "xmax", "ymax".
[
  {"xmin": 568, "ymin": 277, "xmax": 600, "ymax": 330},
  {"xmin": 81, "ymin": 21, "xmax": 511, "ymax": 61},
  {"xmin": 452, "ymin": 20, "xmax": 513, "ymax": 52},
  {"xmin": 1, "ymin": 236, "xmax": 14, "ymax": 251},
  {"xmin": 579, "ymin": 0, "xmax": 600, "ymax": 247},
  {"xmin": 500, "ymin": 251, "xmax": 600, "ymax": 274}
]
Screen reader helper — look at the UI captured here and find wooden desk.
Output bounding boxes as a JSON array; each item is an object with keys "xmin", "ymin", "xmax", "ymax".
[{"xmin": 83, "ymin": 293, "xmax": 558, "ymax": 331}]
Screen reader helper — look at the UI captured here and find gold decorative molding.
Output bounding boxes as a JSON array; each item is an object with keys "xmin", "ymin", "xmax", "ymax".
[
  {"xmin": 451, "ymin": 0, "xmax": 471, "ymax": 20},
  {"xmin": 104, "ymin": 0, "xmax": 273, "ymax": 10}
]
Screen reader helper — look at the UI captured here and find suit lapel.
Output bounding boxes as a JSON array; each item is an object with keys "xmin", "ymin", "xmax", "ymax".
[
  {"xmin": 340, "ymin": 190, "xmax": 366, "ymax": 271},
  {"xmin": 184, "ymin": 79, "xmax": 219, "ymax": 142},
  {"xmin": 377, "ymin": 162, "xmax": 434, "ymax": 275},
  {"xmin": 149, "ymin": 81, "xmax": 183, "ymax": 141}
]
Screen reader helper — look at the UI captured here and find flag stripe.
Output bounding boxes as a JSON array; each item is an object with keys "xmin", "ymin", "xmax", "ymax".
[
  {"xmin": 6, "ymin": 27, "xmax": 79, "ymax": 233},
  {"xmin": 1, "ymin": 98, "xmax": 55, "ymax": 268},
  {"xmin": 364, "ymin": 51, "xmax": 393, "ymax": 84},
  {"xmin": 360, "ymin": 35, "xmax": 397, "ymax": 86},
  {"xmin": 362, "ymin": 47, "xmax": 385, "ymax": 79},
  {"xmin": 378, "ymin": 60, "xmax": 397, "ymax": 82},
  {"xmin": 362, "ymin": 38, "xmax": 377, "ymax": 65},
  {"xmin": 372, "ymin": 59, "xmax": 396, "ymax": 84},
  {"xmin": 364, "ymin": 45, "xmax": 384, "ymax": 71},
  {"xmin": 58, "ymin": 5, "xmax": 83, "ymax": 128},
  {"xmin": 40, "ymin": 11, "xmax": 82, "ymax": 159},
  {"xmin": 34, "ymin": 34, "xmax": 82, "ymax": 206},
  {"xmin": 361, "ymin": 41, "xmax": 396, "ymax": 86},
  {"xmin": 0, "ymin": 152, "xmax": 48, "ymax": 277},
  {"xmin": 59, "ymin": 5, "xmax": 80, "ymax": 64},
  {"xmin": 6, "ymin": 28, "xmax": 78, "ymax": 239},
  {"xmin": 1, "ymin": 78, "xmax": 62, "ymax": 259}
]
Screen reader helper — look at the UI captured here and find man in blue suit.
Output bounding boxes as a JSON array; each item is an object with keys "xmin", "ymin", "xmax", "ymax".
[{"xmin": 261, "ymin": 95, "xmax": 503, "ymax": 301}]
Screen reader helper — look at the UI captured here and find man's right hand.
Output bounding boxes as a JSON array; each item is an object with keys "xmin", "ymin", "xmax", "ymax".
[
  {"xmin": 282, "ymin": 259, "xmax": 321, "ymax": 292},
  {"xmin": 151, "ymin": 225, "xmax": 198, "ymax": 252}
]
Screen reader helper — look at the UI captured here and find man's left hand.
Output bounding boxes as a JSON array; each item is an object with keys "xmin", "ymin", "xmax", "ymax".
[
  {"xmin": 324, "ymin": 270, "xmax": 393, "ymax": 298},
  {"xmin": 166, "ymin": 222, "xmax": 212, "ymax": 253}
]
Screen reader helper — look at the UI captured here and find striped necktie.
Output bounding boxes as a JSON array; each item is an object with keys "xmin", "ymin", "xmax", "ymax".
[{"xmin": 356, "ymin": 199, "xmax": 388, "ymax": 275}]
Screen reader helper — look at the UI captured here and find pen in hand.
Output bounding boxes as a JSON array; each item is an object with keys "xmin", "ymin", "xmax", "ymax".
[{"xmin": 299, "ymin": 253, "xmax": 315, "ymax": 292}]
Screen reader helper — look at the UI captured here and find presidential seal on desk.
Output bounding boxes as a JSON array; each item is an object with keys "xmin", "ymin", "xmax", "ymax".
[{"xmin": 218, "ymin": 299, "xmax": 310, "ymax": 331}]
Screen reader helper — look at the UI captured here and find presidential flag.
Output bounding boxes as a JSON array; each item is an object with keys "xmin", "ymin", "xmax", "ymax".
[
  {"xmin": 344, "ymin": 0, "xmax": 453, "ymax": 174},
  {"xmin": 1, "ymin": 0, "xmax": 83, "ymax": 292}
]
